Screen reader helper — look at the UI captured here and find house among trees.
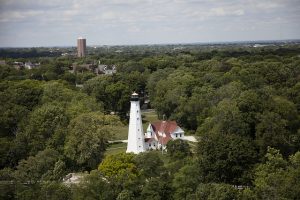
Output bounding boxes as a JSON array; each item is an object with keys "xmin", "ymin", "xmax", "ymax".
[
  {"xmin": 96, "ymin": 64, "xmax": 116, "ymax": 75},
  {"xmin": 126, "ymin": 92, "xmax": 185, "ymax": 154},
  {"xmin": 24, "ymin": 61, "xmax": 40, "ymax": 69},
  {"xmin": 144, "ymin": 121, "xmax": 185, "ymax": 150}
]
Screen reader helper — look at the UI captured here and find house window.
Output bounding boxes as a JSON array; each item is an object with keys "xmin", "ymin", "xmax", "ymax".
[
  {"xmin": 149, "ymin": 144, "xmax": 151, "ymax": 147},
  {"xmin": 180, "ymin": 134, "xmax": 182, "ymax": 137},
  {"xmin": 176, "ymin": 134, "xmax": 178, "ymax": 138}
]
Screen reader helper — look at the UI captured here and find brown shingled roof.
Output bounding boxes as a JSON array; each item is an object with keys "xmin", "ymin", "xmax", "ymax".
[
  {"xmin": 150, "ymin": 121, "xmax": 179, "ymax": 145},
  {"xmin": 145, "ymin": 138, "xmax": 155, "ymax": 143}
]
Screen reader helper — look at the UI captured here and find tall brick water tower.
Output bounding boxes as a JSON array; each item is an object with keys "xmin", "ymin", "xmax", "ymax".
[{"xmin": 77, "ymin": 37, "xmax": 86, "ymax": 57}]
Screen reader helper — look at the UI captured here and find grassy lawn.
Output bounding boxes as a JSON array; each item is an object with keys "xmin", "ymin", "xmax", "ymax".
[
  {"xmin": 106, "ymin": 110, "xmax": 159, "ymax": 156},
  {"xmin": 111, "ymin": 110, "xmax": 159, "ymax": 140},
  {"xmin": 111, "ymin": 126, "xmax": 128, "ymax": 140},
  {"xmin": 105, "ymin": 147, "xmax": 126, "ymax": 156},
  {"xmin": 142, "ymin": 111, "xmax": 159, "ymax": 131},
  {"xmin": 188, "ymin": 141, "xmax": 198, "ymax": 153},
  {"xmin": 105, "ymin": 142, "xmax": 127, "ymax": 156}
]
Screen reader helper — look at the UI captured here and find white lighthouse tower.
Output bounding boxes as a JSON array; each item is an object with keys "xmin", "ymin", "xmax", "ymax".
[{"xmin": 126, "ymin": 92, "xmax": 146, "ymax": 154}]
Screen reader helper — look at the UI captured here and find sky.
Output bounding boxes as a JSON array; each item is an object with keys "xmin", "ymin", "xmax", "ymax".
[{"xmin": 0, "ymin": 0, "xmax": 299, "ymax": 47}]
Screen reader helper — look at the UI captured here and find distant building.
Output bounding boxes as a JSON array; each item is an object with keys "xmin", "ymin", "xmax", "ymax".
[
  {"xmin": 77, "ymin": 37, "xmax": 86, "ymax": 57},
  {"xmin": 24, "ymin": 62, "xmax": 40, "ymax": 69},
  {"xmin": 13, "ymin": 62, "xmax": 24, "ymax": 70},
  {"xmin": 70, "ymin": 60, "xmax": 117, "ymax": 75},
  {"xmin": 96, "ymin": 64, "xmax": 117, "ymax": 75}
]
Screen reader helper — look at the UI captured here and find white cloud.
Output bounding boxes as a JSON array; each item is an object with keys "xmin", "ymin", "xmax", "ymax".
[
  {"xmin": 0, "ymin": 0, "xmax": 299, "ymax": 46},
  {"xmin": 209, "ymin": 7, "xmax": 244, "ymax": 16}
]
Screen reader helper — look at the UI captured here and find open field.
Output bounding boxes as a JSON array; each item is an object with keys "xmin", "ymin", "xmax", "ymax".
[
  {"xmin": 142, "ymin": 110, "xmax": 159, "ymax": 131},
  {"xmin": 105, "ymin": 142, "xmax": 127, "ymax": 156},
  {"xmin": 111, "ymin": 109, "xmax": 159, "ymax": 140},
  {"xmin": 106, "ymin": 110, "xmax": 159, "ymax": 155}
]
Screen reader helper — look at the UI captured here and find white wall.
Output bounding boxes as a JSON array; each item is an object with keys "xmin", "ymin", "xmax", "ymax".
[
  {"xmin": 171, "ymin": 127, "xmax": 185, "ymax": 139},
  {"xmin": 126, "ymin": 100, "xmax": 146, "ymax": 154}
]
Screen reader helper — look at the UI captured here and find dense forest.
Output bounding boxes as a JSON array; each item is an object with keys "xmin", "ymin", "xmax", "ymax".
[{"xmin": 0, "ymin": 43, "xmax": 300, "ymax": 199}]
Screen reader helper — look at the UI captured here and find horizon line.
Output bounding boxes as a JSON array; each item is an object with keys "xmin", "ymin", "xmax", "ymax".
[{"xmin": 0, "ymin": 38, "xmax": 300, "ymax": 49}]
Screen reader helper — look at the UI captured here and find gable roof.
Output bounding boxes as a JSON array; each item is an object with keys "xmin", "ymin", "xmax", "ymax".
[
  {"xmin": 150, "ymin": 121, "xmax": 180, "ymax": 145},
  {"xmin": 151, "ymin": 121, "xmax": 178, "ymax": 135},
  {"xmin": 145, "ymin": 138, "xmax": 155, "ymax": 143}
]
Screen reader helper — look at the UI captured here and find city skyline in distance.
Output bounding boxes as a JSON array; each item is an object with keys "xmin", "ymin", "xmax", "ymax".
[{"xmin": 0, "ymin": 0, "xmax": 299, "ymax": 47}]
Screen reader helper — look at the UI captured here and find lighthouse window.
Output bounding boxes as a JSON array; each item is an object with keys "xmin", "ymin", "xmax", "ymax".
[
  {"xmin": 137, "ymin": 110, "xmax": 139, "ymax": 113},
  {"xmin": 139, "ymin": 146, "xmax": 141, "ymax": 148},
  {"xmin": 137, "ymin": 117, "xmax": 139, "ymax": 120},
  {"xmin": 138, "ymin": 129, "xmax": 139, "ymax": 131}
]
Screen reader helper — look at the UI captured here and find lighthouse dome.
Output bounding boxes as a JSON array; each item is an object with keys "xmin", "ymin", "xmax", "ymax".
[{"xmin": 131, "ymin": 92, "xmax": 139, "ymax": 101}]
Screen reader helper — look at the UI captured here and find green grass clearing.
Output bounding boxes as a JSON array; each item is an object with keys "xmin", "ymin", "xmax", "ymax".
[
  {"xmin": 105, "ymin": 146, "xmax": 126, "ymax": 156},
  {"xmin": 111, "ymin": 110, "xmax": 159, "ymax": 140},
  {"xmin": 105, "ymin": 142, "xmax": 127, "ymax": 156}
]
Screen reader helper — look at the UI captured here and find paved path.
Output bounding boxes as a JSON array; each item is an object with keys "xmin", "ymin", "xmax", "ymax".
[
  {"xmin": 107, "ymin": 146, "xmax": 126, "ymax": 150},
  {"xmin": 108, "ymin": 140, "xmax": 128, "ymax": 143},
  {"xmin": 141, "ymin": 109, "xmax": 155, "ymax": 113},
  {"xmin": 182, "ymin": 136, "xmax": 197, "ymax": 142},
  {"xmin": 109, "ymin": 136, "xmax": 197, "ymax": 144}
]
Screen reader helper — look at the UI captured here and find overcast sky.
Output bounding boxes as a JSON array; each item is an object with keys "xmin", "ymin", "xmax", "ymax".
[{"xmin": 0, "ymin": 0, "xmax": 299, "ymax": 47}]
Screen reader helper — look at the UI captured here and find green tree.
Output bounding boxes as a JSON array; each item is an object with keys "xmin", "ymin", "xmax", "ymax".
[
  {"xmin": 253, "ymin": 147, "xmax": 300, "ymax": 200},
  {"xmin": 72, "ymin": 170, "xmax": 115, "ymax": 200},
  {"xmin": 151, "ymin": 68, "xmax": 196, "ymax": 119},
  {"xmin": 195, "ymin": 183, "xmax": 239, "ymax": 200},
  {"xmin": 64, "ymin": 112, "xmax": 121, "ymax": 170},
  {"xmin": 39, "ymin": 182, "xmax": 72, "ymax": 200},
  {"xmin": 134, "ymin": 151, "xmax": 164, "ymax": 178},
  {"xmin": 0, "ymin": 80, "xmax": 43, "ymax": 136},
  {"xmin": 116, "ymin": 190, "xmax": 135, "ymax": 200},
  {"xmin": 141, "ymin": 176, "xmax": 173, "ymax": 200},
  {"xmin": 166, "ymin": 139, "xmax": 191, "ymax": 159},
  {"xmin": 199, "ymin": 99, "xmax": 249, "ymax": 136},
  {"xmin": 172, "ymin": 161, "xmax": 202, "ymax": 200},
  {"xmin": 83, "ymin": 76, "xmax": 131, "ymax": 116},
  {"xmin": 255, "ymin": 111, "xmax": 291, "ymax": 156},
  {"xmin": 98, "ymin": 153, "xmax": 138, "ymax": 183},
  {"xmin": 16, "ymin": 103, "xmax": 68, "ymax": 155},
  {"xmin": 14, "ymin": 149, "xmax": 63, "ymax": 184},
  {"xmin": 197, "ymin": 133, "xmax": 257, "ymax": 184}
]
